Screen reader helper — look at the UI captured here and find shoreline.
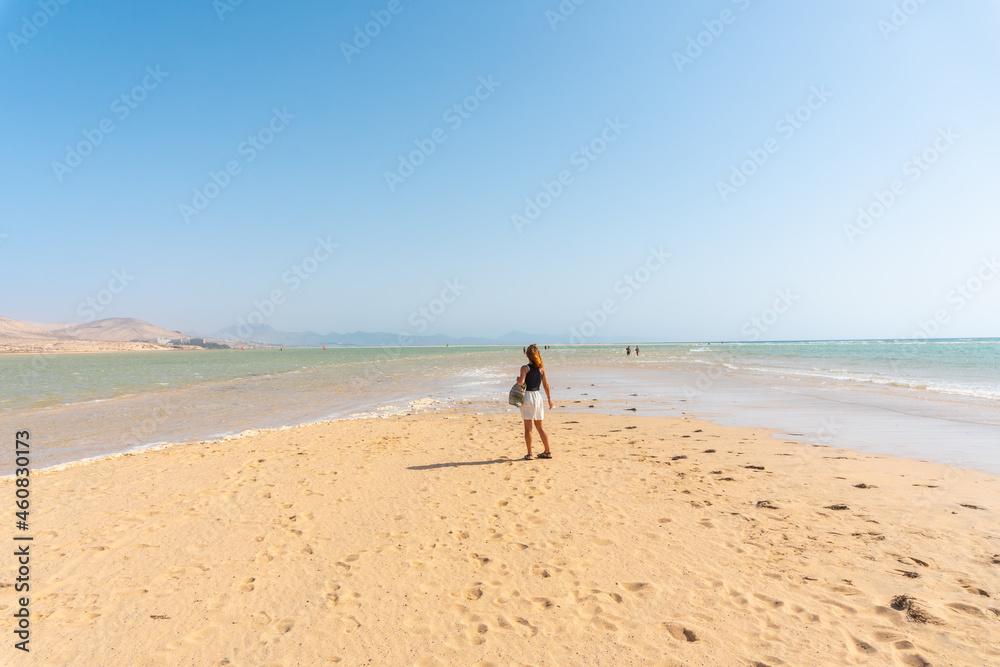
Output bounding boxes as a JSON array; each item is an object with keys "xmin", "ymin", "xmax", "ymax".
[
  {"xmin": 2, "ymin": 410, "xmax": 997, "ymax": 665},
  {"xmin": 8, "ymin": 400, "xmax": 1000, "ymax": 485},
  {"xmin": 4, "ymin": 364, "xmax": 1000, "ymax": 478},
  {"xmin": 4, "ymin": 342, "xmax": 999, "ymax": 477}
]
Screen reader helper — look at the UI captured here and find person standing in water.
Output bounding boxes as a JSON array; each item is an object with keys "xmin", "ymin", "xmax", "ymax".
[
  {"xmin": 635, "ymin": 345, "xmax": 640, "ymax": 356},
  {"xmin": 626, "ymin": 345, "xmax": 631, "ymax": 356},
  {"xmin": 516, "ymin": 344, "xmax": 553, "ymax": 459}
]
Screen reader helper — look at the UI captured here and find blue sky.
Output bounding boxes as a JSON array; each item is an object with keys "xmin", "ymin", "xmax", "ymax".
[{"xmin": 1, "ymin": 0, "xmax": 998, "ymax": 341}]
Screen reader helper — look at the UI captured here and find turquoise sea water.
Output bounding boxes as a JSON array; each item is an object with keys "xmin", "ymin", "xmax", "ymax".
[
  {"xmin": 1, "ymin": 340, "xmax": 998, "ymax": 475},
  {"xmin": 3, "ymin": 340, "xmax": 999, "ymax": 411},
  {"xmin": 665, "ymin": 339, "xmax": 1000, "ymax": 400}
]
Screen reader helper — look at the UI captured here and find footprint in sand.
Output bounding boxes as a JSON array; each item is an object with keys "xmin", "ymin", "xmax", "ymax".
[
  {"xmin": 503, "ymin": 616, "xmax": 538, "ymax": 638},
  {"xmin": 530, "ymin": 564, "xmax": 552, "ymax": 578},
  {"xmin": 324, "ymin": 583, "xmax": 341, "ymax": 608},
  {"xmin": 589, "ymin": 614, "xmax": 618, "ymax": 631},
  {"xmin": 620, "ymin": 582, "xmax": 654, "ymax": 595},
  {"xmin": 462, "ymin": 621, "xmax": 489, "ymax": 645},
  {"xmin": 660, "ymin": 622, "xmax": 699, "ymax": 642},
  {"xmin": 467, "ymin": 553, "xmax": 491, "ymax": 568},
  {"xmin": 238, "ymin": 577, "xmax": 255, "ymax": 592},
  {"xmin": 957, "ymin": 580, "xmax": 990, "ymax": 597},
  {"xmin": 752, "ymin": 592, "xmax": 784, "ymax": 609},
  {"xmin": 947, "ymin": 602, "xmax": 986, "ymax": 617},
  {"xmin": 870, "ymin": 629, "xmax": 903, "ymax": 643},
  {"xmin": 530, "ymin": 597, "xmax": 555, "ymax": 610},
  {"xmin": 845, "ymin": 634, "xmax": 878, "ymax": 656},
  {"xmin": 463, "ymin": 585, "xmax": 484, "ymax": 601},
  {"xmin": 789, "ymin": 604, "xmax": 819, "ymax": 623},
  {"xmin": 327, "ymin": 612, "xmax": 361, "ymax": 634}
]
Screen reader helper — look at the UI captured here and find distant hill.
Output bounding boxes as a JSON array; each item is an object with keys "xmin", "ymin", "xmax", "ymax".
[
  {"xmin": 0, "ymin": 316, "xmax": 194, "ymax": 353},
  {"xmin": 52, "ymin": 318, "xmax": 183, "ymax": 342},
  {"xmin": 4, "ymin": 313, "xmax": 632, "ymax": 352},
  {"xmin": 0, "ymin": 316, "xmax": 59, "ymax": 340},
  {"xmin": 22, "ymin": 320, "xmax": 77, "ymax": 332}
]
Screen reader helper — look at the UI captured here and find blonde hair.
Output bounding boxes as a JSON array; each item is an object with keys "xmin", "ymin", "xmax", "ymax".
[{"xmin": 525, "ymin": 344, "xmax": 543, "ymax": 369}]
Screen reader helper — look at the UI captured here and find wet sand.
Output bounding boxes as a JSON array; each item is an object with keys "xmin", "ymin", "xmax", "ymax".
[{"xmin": 1, "ymin": 411, "xmax": 998, "ymax": 665}]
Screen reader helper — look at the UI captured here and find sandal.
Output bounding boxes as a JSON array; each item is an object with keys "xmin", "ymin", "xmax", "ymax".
[
  {"xmin": 537, "ymin": 452, "xmax": 552, "ymax": 459},
  {"xmin": 523, "ymin": 453, "xmax": 533, "ymax": 460}
]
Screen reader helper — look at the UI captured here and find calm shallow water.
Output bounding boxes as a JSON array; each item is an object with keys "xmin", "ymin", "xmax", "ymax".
[{"xmin": 1, "ymin": 341, "xmax": 998, "ymax": 475}]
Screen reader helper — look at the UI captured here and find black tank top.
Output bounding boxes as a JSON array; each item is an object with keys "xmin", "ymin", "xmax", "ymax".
[{"xmin": 525, "ymin": 364, "xmax": 542, "ymax": 391}]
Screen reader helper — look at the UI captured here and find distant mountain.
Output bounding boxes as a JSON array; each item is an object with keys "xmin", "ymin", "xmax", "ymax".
[
  {"xmin": 212, "ymin": 324, "xmax": 557, "ymax": 347},
  {"xmin": 3, "ymin": 313, "xmax": 631, "ymax": 350},
  {"xmin": 22, "ymin": 320, "xmax": 77, "ymax": 332},
  {"xmin": 0, "ymin": 316, "xmax": 57, "ymax": 340},
  {"xmin": 0, "ymin": 315, "xmax": 202, "ymax": 353},
  {"xmin": 52, "ymin": 318, "xmax": 183, "ymax": 342}
]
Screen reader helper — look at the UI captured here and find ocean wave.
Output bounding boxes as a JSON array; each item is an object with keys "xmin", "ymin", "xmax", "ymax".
[{"xmin": 735, "ymin": 365, "xmax": 1000, "ymax": 400}]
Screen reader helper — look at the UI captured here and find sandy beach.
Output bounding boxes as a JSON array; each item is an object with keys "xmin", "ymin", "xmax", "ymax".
[{"xmin": 2, "ymin": 411, "xmax": 998, "ymax": 666}]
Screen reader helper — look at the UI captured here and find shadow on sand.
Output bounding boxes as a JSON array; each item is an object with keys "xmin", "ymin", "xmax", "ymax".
[{"xmin": 407, "ymin": 458, "xmax": 509, "ymax": 471}]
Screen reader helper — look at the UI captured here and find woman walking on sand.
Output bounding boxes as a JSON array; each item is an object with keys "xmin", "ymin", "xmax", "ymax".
[{"xmin": 516, "ymin": 344, "xmax": 553, "ymax": 459}]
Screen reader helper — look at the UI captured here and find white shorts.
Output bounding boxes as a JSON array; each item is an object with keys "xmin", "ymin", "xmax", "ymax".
[{"xmin": 520, "ymin": 390, "xmax": 544, "ymax": 421}]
